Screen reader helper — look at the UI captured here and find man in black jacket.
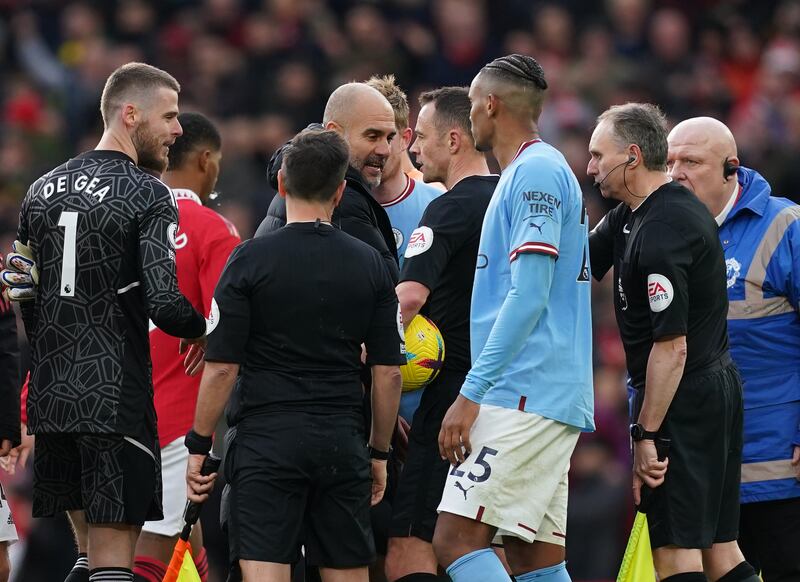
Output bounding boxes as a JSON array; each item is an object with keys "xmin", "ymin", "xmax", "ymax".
[{"xmin": 255, "ymin": 82, "xmax": 399, "ymax": 282}]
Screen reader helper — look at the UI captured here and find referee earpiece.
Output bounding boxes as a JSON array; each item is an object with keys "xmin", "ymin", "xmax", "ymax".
[
  {"xmin": 723, "ymin": 157, "xmax": 739, "ymax": 181},
  {"xmin": 627, "ymin": 156, "xmax": 636, "ymax": 165}
]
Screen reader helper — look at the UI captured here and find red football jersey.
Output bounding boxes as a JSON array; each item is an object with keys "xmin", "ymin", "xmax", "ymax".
[{"xmin": 150, "ymin": 189, "xmax": 240, "ymax": 445}]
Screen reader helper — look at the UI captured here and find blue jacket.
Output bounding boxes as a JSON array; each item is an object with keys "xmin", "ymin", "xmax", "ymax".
[{"xmin": 721, "ymin": 167, "xmax": 800, "ymax": 503}]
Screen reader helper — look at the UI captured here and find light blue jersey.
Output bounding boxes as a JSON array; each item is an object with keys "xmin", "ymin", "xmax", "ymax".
[
  {"xmin": 383, "ymin": 174, "xmax": 442, "ymax": 269},
  {"xmin": 464, "ymin": 139, "xmax": 594, "ymax": 431}
]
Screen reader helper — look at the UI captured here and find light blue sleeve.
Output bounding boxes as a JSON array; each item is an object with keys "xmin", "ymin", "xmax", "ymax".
[
  {"xmin": 505, "ymin": 160, "xmax": 565, "ymax": 262},
  {"xmin": 460, "ymin": 252, "xmax": 555, "ymax": 403}
]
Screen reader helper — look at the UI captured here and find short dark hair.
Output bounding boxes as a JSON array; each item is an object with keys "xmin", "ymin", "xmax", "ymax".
[
  {"xmin": 419, "ymin": 86, "xmax": 472, "ymax": 140},
  {"xmin": 481, "ymin": 54, "xmax": 548, "ymax": 91},
  {"xmin": 597, "ymin": 103, "xmax": 668, "ymax": 170},
  {"xmin": 100, "ymin": 62, "xmax": 180, "ymax": 126},
  {"xmin": 281, "ymin": 129, "xmax": 349, "ymax": 202},
  {"xmin": 167, "ymin": 112, "xmax": 221, "ymax": 171},
  {"xmin": 479, "ymin": 54, "xmax": 547, "ymax": 119}
]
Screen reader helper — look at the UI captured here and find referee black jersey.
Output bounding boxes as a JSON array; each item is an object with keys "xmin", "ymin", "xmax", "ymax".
[
  {"xmin": 399, "ymin": 175, "xmax": 497, "ymax": 373},
  {"xmin": 206, "ymin": 221, "xmax": 406, "ymax": 418},
  {"xmin": 589, "ymin": 180, "xmax": 729, "ymax": 389},
  {"xmin": 19, "ymin": 150, "xmax": 206, "ymax": 435}
]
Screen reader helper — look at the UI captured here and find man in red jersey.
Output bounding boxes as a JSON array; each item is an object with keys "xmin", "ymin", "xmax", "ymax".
[{"xmin": 135, "ymin": 111, "xmax": 239, "ymax": 582}]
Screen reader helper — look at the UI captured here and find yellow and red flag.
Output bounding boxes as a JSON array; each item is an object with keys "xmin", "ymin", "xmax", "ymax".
[{"xmin": 163, "ymin": 538, "xmax": 201, "ymax": 582}]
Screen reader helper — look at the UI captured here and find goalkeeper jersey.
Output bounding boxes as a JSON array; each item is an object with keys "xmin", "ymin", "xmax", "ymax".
[{"xmin": 18, "ymin": 150, "xmax": 205, "ymax": 435}]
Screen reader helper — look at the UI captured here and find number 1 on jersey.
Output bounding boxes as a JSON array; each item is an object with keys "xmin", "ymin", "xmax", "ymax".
[{"xmin": 58, "ymin": 210, "xmax": 78, "ymax": 297}]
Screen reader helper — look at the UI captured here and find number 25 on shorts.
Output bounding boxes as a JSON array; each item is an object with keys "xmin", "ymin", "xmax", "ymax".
[{"xmin": 449, "ymin": 446, "xmax": 498, "ymax": 483}]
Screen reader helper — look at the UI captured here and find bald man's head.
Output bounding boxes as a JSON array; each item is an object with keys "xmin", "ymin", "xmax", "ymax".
[
  {"xmin": 322, "ymin": 83, "xmax": 397, "ymax": 187},
  {"xmin": 667, "ymin": 116, "xmax": 740, "ymax": 216},
  {"xmin": 323, "ymin": 83, "xmax": 392, "ymax": 129},
  {"xmin": 670, "ymin": 117, "xmax": 737, "ymax": 159}
]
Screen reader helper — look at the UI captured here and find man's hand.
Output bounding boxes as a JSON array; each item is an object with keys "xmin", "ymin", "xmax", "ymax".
[
  {"xmin": 0, "ymin": 424, "xmax": 33, "ymax": 475},
  {"xmin": 438, "ymin": 394, "xmax": 479, "ymax": 465},
  {"xmin": 370, "ymin": 459, "xmax": 387, "ymax": 506},
  {"xmin": 180, "ymin": 335, "xmax": 207, "ymax": 377},
  {"xmin": 186, "ymin": 452, "xmax": 218, "ymax": 504},
  {"xmin": 1, "ymin": 240, "xmax": 39, "ymax": 301},
  {"xmin": 632, "ymin": 439, "xmax": 669, "ymax": 505},
  {"xmin": 792, "ymin": 445, "xmax": 800, "ymax": 481}
]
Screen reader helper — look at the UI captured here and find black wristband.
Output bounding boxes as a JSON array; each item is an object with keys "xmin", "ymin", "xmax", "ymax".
[
  {"xmin": 368, "ymin": 445, "xmax": 391, "ymax": 460},
  {"xmin": 185, "ymin": 429, "xmax": 213, "ymax": 455}
]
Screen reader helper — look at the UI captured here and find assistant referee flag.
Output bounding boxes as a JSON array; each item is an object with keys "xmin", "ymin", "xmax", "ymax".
[
  {"xmin": 163, "ymin": 539, "xmax": 201, "ymax": 582},
  {"xmin": 617, "ymin": 512, "xmax": 655, "ymax": 582}
]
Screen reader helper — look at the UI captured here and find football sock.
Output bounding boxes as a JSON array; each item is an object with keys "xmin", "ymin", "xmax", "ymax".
[
  {"xmin": 194, "ymin": 547, "xmax": 209, "ymax": 582},
  {"xmin": 132, "ymin": 556, "xmax": 166, "ymax": 582},
  {"xmin": 661, "ymin": 574, "xmax": 707, "ymax": 582},
  {"xmin": 716, "ymin": 561, "xmax": 760, "ymax": 582},
  {"xmin": 395, "ymin": 574, "xmax": 451, "ymax": 581},
  {"xmin": 515, "ymin": 561, "xmax": 571, "ymax": 581},
  {"xmin": 64, "ymin": 553, "xmax": 89, "ymax": 582},
  {"xmin": 89, "ymin": 568, "xmax": 133, "ymax": 581},
  {"xmin": 446, "ymin": 548, "xmax": 510, "ymax": 582}
]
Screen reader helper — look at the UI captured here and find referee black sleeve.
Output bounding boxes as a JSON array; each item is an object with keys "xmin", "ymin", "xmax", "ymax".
[
  {"xmin": 365, "ymin": 254, "xmax": 406, "ymax": 367},
  {"xmin": 205, "ymin": 242, "xmax": 251, "ymax": 364},
  {"xmin": 636, "ymin": 221, "xmax": 691, "ymax": 340},
  {"xmin": 400, "ymin": 197, "xmax": 459, "ymax": 291}
]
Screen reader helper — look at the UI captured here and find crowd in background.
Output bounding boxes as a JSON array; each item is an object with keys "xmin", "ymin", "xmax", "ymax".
[{"xmin": 1, "ymin": 0, "xmax": 800, "ymax": 580}]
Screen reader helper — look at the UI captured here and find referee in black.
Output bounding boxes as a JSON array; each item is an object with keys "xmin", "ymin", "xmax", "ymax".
[
  {"xmin": 185, "ymin": 129, "xmax": 405, "ymax": 582},
  {"xmin": 384, "ymin": 86, "xmax": 497, "ymax": 582},
  {"xmin": 587, "ymin": 103, "xmax": 759, "ymax": 582}
]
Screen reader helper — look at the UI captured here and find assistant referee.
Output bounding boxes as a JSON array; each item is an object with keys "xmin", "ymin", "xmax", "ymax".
[
  {"xmin": 587, "ymin": 103, "xmax": 758, "ymax": 582},
  {"xmin": 185, "ymin": 129, "xmax": 405, "ymax": 582}
]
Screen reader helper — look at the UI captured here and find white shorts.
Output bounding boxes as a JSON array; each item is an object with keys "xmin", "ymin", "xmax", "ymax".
[
  {"xmin": 0, "ymin": 482, "xmax": 18, "ymax": 544},
  {"xmin": 142, "ymin": 437, "xmax": 188, "ymax": 537},
  {"xmin": 437, "ymin": 404, "xmax": 580, "ymax": 546}
]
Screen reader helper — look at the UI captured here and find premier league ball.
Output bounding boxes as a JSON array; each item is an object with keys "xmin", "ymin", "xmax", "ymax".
[{"xmin": 401, "ymin": 315, "xmax": 445, "ymax": 392}]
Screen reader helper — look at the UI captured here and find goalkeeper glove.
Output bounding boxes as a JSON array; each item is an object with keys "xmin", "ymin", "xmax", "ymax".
[{"xmin": 1, "ymin": 240, "xmax": 39, "ymax": 301}]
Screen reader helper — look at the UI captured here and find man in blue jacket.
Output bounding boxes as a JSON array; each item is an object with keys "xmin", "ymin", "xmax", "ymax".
[{"xmin": 668, "ymin": 116, "xmax": 800, "ymax": 581}]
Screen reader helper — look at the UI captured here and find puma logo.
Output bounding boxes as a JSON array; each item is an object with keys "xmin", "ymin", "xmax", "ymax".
[
  {"xmin": 529, "ymin": 221, "xmax": 544, "ymax": 234},
  {"xmin": 454, "ymin": 481, "xmax": 474, "ymax": 500}
]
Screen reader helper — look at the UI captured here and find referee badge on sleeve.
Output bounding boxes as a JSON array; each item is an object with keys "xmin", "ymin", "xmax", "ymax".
[
  {"xmin": 206, "ymin": 298, "xmax": 220, "ymax": 335},
  {"xmin": 647, "ymin": 274, "xmax": 674, "ymax": 312},
  {"xmin": 405, "ymin": 226, "xmax": 433, "ymax": 258}
]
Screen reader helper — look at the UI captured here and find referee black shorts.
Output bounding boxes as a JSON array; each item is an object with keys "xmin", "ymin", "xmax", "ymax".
[
  {"xmin": 633, "ymin": 357, "xmax": 743, "ymax": 549},
  {"xmin": 227, "ymin": 411, "xmax": 375, "ymax": 568},
  {"xmin": 389, "ymin": 368, "xmax": 465, "ymax": 542},
  {"xmin": 33, "ymin": 432, "xmax": 163, "ymax": 525}
]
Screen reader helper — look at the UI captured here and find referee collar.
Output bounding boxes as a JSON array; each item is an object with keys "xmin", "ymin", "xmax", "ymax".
[{"xmin": 172, "ymin": 188, "xmax": 202, "ymax": 205}]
